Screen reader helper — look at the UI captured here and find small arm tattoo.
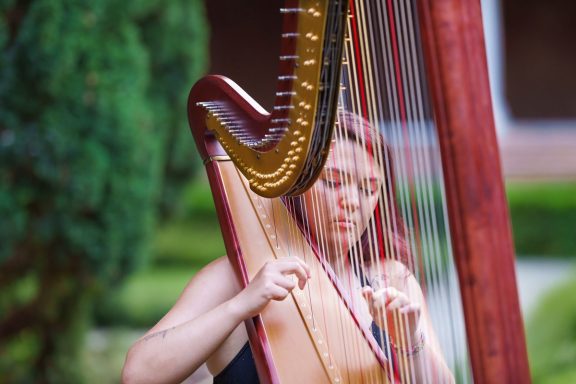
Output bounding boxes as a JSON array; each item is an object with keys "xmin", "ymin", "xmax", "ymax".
[{"xmin": 141, "ymin": 326, "xmax": 176, "ymax": 342}]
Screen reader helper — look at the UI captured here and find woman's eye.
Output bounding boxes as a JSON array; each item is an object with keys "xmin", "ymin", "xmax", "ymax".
[
  {"xmin": 360, "ymin": 184, "xmax": 378, "ymax": 195},
  {"xmin": 322, "ymin": 179, "xmax": 341, "ymax": 188}
]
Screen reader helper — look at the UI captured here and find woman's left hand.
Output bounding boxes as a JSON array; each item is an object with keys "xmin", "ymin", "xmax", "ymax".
[{"xmin": 362, "ymin": 286, "xmax": 421, "ymax": 343}]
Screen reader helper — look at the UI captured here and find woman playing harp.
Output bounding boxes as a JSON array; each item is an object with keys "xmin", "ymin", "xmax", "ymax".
[{"xmin": 121, "ymin": 111, "xmax": 454, "ymax": 383}]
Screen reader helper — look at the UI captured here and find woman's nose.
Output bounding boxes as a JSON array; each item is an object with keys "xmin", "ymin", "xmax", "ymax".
[{"xmin": 339, "ymin": 185, "xmax": 360, "ymax": 211}]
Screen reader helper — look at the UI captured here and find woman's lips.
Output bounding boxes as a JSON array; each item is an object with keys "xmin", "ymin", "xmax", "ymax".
[{"xmin": 334, "ymin": 220, "xmax": 355, "ymax": 229}]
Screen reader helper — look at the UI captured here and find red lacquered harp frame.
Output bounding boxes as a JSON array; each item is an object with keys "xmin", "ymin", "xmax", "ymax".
[{"xmin": 187, "ymin": 0, "xmax": 531, "ymax": 383}]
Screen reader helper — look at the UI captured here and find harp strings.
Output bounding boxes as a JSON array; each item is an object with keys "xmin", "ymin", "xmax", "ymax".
[
  {"xmin": 351, "ymin": 1, "xmax": 421, "ymax": 382},
  {"xmin": 335, "ymin": 112, "xmax": 380, "ymax": 383},
  {"xmin": 349, "ymin": 0, "xmax": 464, "ymax": 382},
  {"xmin": 346, "ymin": 1, "xmax": 413, "ymax": 380},
  {"xmin": 398, "ymin": 0, "xmax": 463, "ymax": 377},
  {"xmin": 275, "ymin": 0, "xmax": 466, "ymax": 381},
  {"xmin": 331, "ymin": 0, "xmax": 459, "ymax": 381},
  {"xmin": 350, "ymin": 3, "xmax": 401, "ymax": 374},
  {"xmin": 339, "ymin": 10, "xmax": 387, "ymax": 379},
  {"xmin": 376, "ymin": 0, "xmax": 430, "ymax": 380}
]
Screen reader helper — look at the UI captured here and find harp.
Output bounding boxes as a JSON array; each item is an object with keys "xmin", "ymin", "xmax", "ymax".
[{"xmin": 187, "ymin": 0, "xmax": 530, "ymax": 383}]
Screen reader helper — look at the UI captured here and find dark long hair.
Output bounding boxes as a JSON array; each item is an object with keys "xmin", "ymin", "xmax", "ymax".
[{"xmin": 288, "ymin": 110, "xmax": 411, "ymax": 271}]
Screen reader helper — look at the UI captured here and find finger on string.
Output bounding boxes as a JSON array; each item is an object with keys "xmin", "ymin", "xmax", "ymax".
[
  {"xmin": 385, "ymin": 296, "xmax": 407, "ymax": 311},
  {"xmin": 287, "ymin": 256, "xmax": 312, "ymax": 278},
  {"xmin": 362, "ymin": 286, "xmax": 375, "ymax": 313},
  {"xmin": 362, "ymin": 286, "xmax": 374, "ymax": 299},
  {"xmin": 269, "ymin": 285, "xmax": 290, "ymax": 301},
  {"xmin": 274, "ymin": 275, "xmax": 297, "ymax": 291},
  {"xmin": 399, "ymin": 302, "xmax": 421, "ymax": 315},
  {"xmin": 371, "ymin": 287, "xmax": 398, "ymax": 309},
  {"xmin": 278, "ymin": 257, "xmax": 311, "ymax": 278},
  {"xmin": 382, "ymin": 287, "xmax": 405, "ymax": 304},
  {"xmin": 275, "ymin": 261, "xmax": 309, "ymax": 289},
  {"xmin": 371, "ymin": 289, "xmax": 386, "ymax": 310}
]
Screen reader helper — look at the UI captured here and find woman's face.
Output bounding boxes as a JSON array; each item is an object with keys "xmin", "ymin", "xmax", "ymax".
[{"xmin": 303, "ymin": 138, "xmax": 383, "ymax": 260}]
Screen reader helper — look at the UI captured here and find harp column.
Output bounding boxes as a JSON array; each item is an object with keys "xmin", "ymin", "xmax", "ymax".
[{"xmin": 418, "ymin": 0, "xmax": 531, "ymax": 383}]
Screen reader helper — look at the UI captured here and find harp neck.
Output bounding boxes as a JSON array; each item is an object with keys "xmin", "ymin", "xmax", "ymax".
[{"xmin": 188, "ymin": 0, "xmax": 349, "ymax": 198}]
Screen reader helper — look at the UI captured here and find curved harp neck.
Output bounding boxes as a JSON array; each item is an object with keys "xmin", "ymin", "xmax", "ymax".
[{"xmin": 188, "ymin": 0, "xmax": 348, "ymax": 198}]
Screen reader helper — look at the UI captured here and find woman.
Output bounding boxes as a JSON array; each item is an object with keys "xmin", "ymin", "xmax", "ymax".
[{"xmin": 122, "ymin": 111, "xmax": 454, "ymax": 383}]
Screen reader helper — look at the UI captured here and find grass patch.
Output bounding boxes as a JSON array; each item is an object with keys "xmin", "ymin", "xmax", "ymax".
[
  {"xmin": 176, "ymin": 180, "xmax": 576, "ymax": 258},
  {"xmin": 507, "ymin": 182, "xmax": 576, "ymax": 209},
  {"xmin": 94, "ymin": 266, "xmax": 200, "ymax": 328},
  {"xmin": 153, "ymin": 216, "xmax": 225, "ymax": 267},
  {"xmin": 154, "ymin": 180, "xmax": 225, "ymax": 266}
]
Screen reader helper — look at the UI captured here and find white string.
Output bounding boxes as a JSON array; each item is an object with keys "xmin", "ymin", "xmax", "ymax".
[
  {"xmin": 341, "ymin": 15, "xmax": 381, "ymax": 382},
  {"xmin": 268, "ymin": 1, "xmax": 473, "ymax": 381},
  {"xmin": 350, "ymin": 3, "xmax": 404, "ymax": 383}
]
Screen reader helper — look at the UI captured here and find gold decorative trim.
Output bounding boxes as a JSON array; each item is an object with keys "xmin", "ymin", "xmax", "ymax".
[
  {"xmin": 203, "ymin": 155, "xmax": 232, "ymax": 165},
  {"xmin": 197, "ymin": 0, "xmax": 329, "ymax": 198}
]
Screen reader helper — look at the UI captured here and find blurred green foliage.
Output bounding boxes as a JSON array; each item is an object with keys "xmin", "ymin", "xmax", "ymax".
[
  {"xmin": 397, "ymin": 180, "xmax": 576, "ymax": 259},
  {"xmin": 134, "ymin": 0, "xmax": 208, "ymax": 220},
  {"xmin": 180, "ymin": 177, "xmax": 219, "ymax": 219},
  {"xmin": 0, "ymin": 0, "xmax": 207, "ymax": 382},
  {"xmin": 81, "ymin": 328, "xmax": 143, "ymax": 384},
  {"xmin": 94, "ymin": 266, "xmax": 198, "ymax": 328},
  {"xmin": 153, "ymin": 217, "xmax": 225, "ymax": 267},
  {"xmin": 526, "ymin": 270, "xmax": 576, "ymax": 383},
  {"xmin": 94, "ymin": 185, "xmax": 225, "ymax": 327},
  {"xmin": 506, "ymin": 182, "xmax": 576, "ymax": 257}
]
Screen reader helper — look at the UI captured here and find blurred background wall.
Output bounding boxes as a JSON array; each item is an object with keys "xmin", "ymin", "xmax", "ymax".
[{"xmin": 0, "ymin": 0, "xmax": 574, "ymax": 383}]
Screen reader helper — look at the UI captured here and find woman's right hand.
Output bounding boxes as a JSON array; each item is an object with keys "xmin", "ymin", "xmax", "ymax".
[{"xmin": 231, "ymin": 257, "xmax": 311, "ymax": 319}]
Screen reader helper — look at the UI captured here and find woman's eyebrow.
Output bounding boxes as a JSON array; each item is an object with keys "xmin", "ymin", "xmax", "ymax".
[
  {"xmin": 363, "ymin": 176, "xmax": 382, "ymax": 183},
  {"xmin": 324, "ymin": 167, "xmax": 344, "ymax": 174},
  {"xmin": 324, "ymin": 167, "xmax": 382, "ymax": 183},
  {"xmin": 323, "ymin": 167, "xmax": 346, "ymax": 177}
]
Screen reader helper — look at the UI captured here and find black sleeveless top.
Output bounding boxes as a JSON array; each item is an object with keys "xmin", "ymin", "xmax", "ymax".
[
  {"xmin": 214, "ymin": 269, "xmax": 393, "ymax": 383},
  {"xmin": 213, "ymin": 341, "xmax": 259, "ymax": 384},
  {"xmin": 213, "ymin": 323, "xmax": 392, "ymax": 384}
]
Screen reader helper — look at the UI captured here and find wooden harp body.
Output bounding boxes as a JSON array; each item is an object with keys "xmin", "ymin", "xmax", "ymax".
[{"xmin": 187, "ymin": 0, "xmax": 530, "ymax": 383}]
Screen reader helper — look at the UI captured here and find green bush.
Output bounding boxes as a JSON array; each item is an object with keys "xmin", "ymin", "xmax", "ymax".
[
  {"xmin": 135, "ymin": 0, "xmax": 208, "ymax": 220},
  {"xmin": 0, "ymin": 2, "xmax": 158, "ymax": 381},
  {"xmin": 526, "ymin": 269, "xmax": 576, "ymax": 383},
  {"xmin": 0, "ymin": 0, "xmax": 207, "ymax": 382},
  {"xmin": 506, "ymin": 182, "xmax": 576, "ymax": 257},
  {"xmin": 94, "ymin": 180, "xmax": 225, "ymax": 328}
]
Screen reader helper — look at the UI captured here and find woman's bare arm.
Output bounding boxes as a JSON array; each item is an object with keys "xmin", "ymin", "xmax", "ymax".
[
  {"xmin": 121, "ymin": 256, "xmax": 310, "ymax": 384},
  {"xmin": 121, "ymin": 257, "xmax": 244, "ymax": 384}
]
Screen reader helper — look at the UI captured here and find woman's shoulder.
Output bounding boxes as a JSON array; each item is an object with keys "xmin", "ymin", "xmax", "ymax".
[
  {"xmin": 377, "ymin": 259, "xmax": 420, "ymax": 290},
  {"xmin": 180, "ymin": 255, "xmax": 241, "ymax": 304},
  {"xmin": 381, "ymin": 259, "xmax": 424, "ymax": 300},
  {"xmin": 189, "ymin": 255, "xmax": 235, "ymax": 282}
]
